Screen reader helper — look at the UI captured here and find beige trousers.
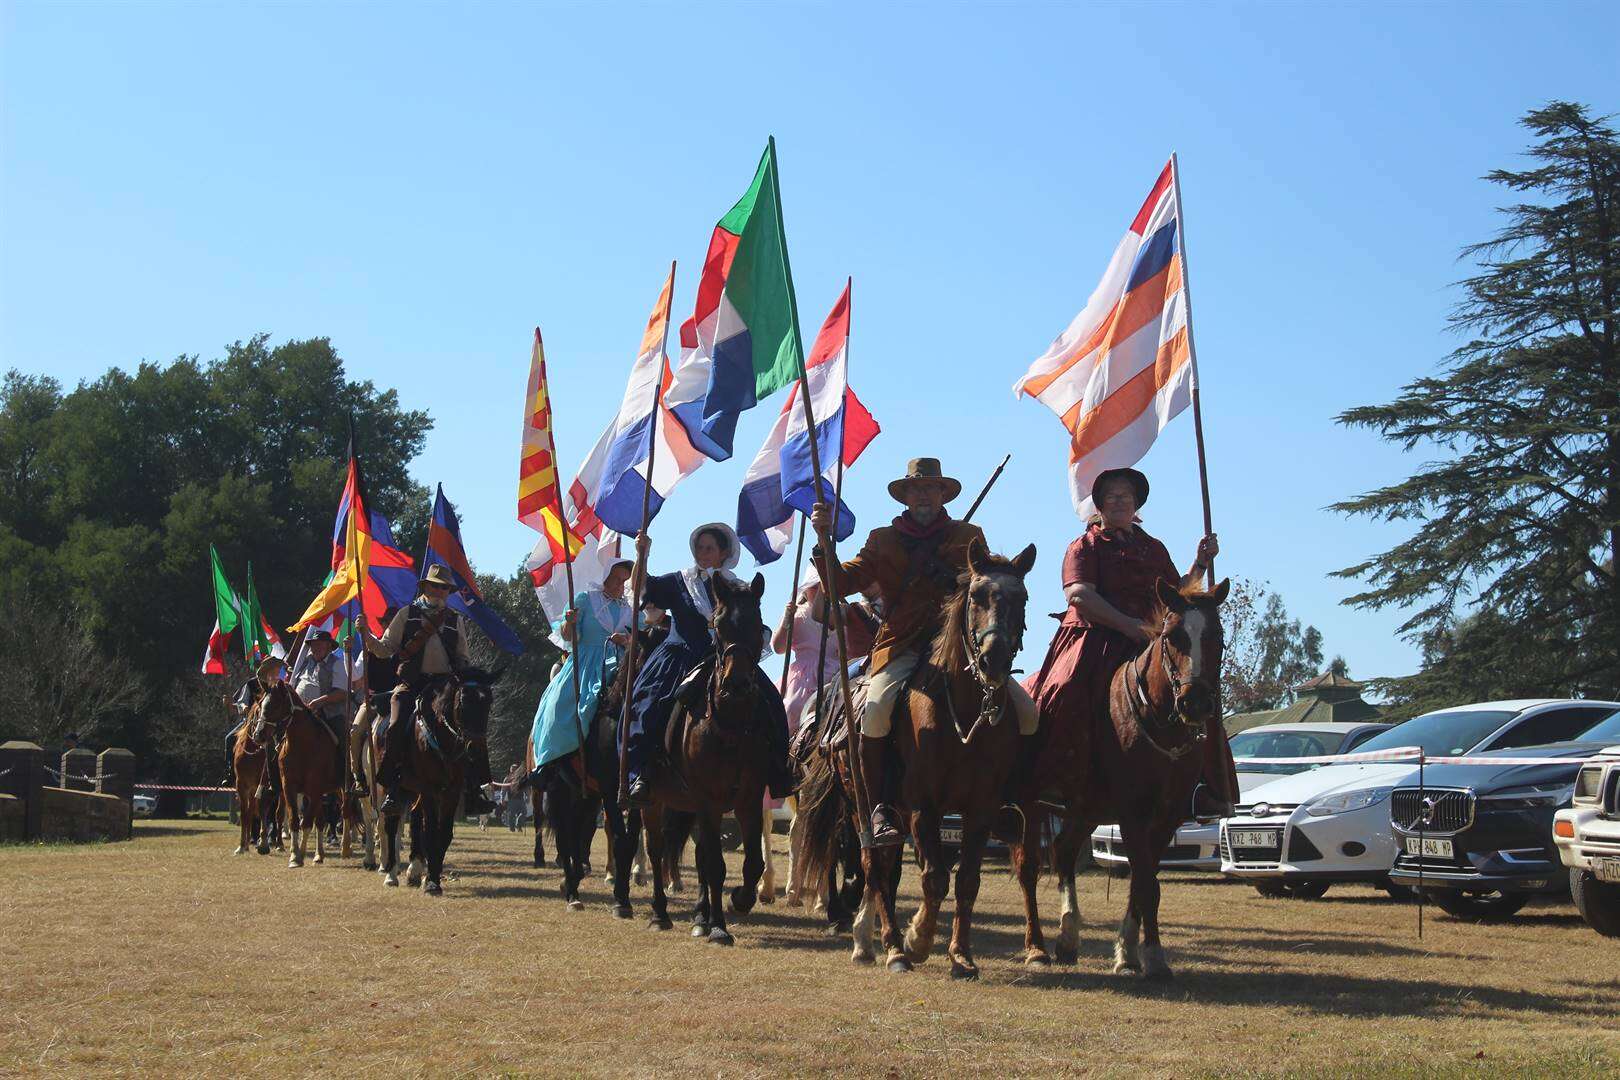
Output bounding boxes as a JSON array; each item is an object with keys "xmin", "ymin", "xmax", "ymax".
[{"xmin": 861, "ymin": 648, "xmax": 1038, "ymax": 737}]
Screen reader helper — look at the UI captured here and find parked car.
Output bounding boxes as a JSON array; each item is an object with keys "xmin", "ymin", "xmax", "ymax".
[
  {"xmin": 1091, "ymin": 722, "xmax": 1391, "ymax": 873},
  {"xmin": 1220, "ymin": 699, "xmax": 1620, "ymax": 899},
  {"xmin": 1388, "ymin": 707, "xmax": 1620, "ymax": 919},
  {"xmin": 132, "ymin": 793, "xmax": 157, "ymax": 817},
  {"xmin": 1553, "ymin": 744, "xmax": 1620, "ymax": 937}
]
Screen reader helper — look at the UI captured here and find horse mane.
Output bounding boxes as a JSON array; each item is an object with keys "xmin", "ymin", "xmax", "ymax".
[{"xmin": 928, "ymin": 549, "xmax": 1023, "ymax": 674}]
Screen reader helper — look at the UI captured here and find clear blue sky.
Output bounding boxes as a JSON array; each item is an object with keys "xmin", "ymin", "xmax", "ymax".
[{"xmin": 3, "ymin": 2, "xmax": 1615, "ymax": 688}]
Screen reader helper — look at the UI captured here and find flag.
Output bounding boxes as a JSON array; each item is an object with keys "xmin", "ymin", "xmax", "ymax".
[
  {"xmin": 1013, "ymin": 157, "xmax": 1195, "ymax": 519},
  {"xmin": 242, "ymin": 563, "xmax": 282, "ymax": 665},
  {"xmin": 426, "ymin": 484, "xmax": 524, "ymax": 655},
  {"xmin": 666, "ymin": 138, "xmax": 804, "ymax": 461},
  {"xmin": 568, "ymin": 267, "xmax": 706, "ymax": 536},
  {"xmin": 290, "ymin": 441, "xmax": 416, "ymax": 634},
  {"xmin": 202, "ymin": 544, "xmax": 242, "ymax": 675},
  {"xmin": 517, "ymin": 328, "xmax": 587, "ymax": 590},
  {"xmin": 736, "ymin": 283, "xmax": 879, "ymax": 564},
  {"xmin": 527, "ymin": 529, "xmax": 624, "ymax": 630}
]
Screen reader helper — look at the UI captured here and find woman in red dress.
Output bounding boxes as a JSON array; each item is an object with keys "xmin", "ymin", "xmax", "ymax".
[{"xmin": 1030, "ymin": 467, "xmax": 1238, "ymax": 813}]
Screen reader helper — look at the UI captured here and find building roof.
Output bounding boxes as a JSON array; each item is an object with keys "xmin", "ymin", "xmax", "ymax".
[{"xmin": 1224, "ymin": 668, "xmax": 1383, "ymax": 735}]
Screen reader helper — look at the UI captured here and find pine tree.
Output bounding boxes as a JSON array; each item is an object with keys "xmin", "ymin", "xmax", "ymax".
[{"xmin": 1332, "ymin": 102, "xmax": 1619, "ymax": 702}]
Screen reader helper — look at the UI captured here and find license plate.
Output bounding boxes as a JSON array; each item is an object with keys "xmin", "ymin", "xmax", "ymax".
[
  {"xmin": 1405, "ymin": 836, "xmax": 1454, "ymax": 858},
  {"xmin": 1597, "ymin": 857, "xmax": 1620, "ymax": 884},
  {"xmin": 1229, "ymin": 829, "xmax": 1279, "ymax": 849},
  {"xmin": 940, "ymin": 827, "xmax": 962, "ymax": 845}
]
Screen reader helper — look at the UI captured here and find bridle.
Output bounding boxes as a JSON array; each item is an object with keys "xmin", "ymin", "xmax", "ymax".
[
  {"xmin": 704, "ymin": 605, "xmax": 761, "ymax": 728},
  {"xmin": 944, "ymin": 573, "xmax": 1026, "ymax": 739},
  {"xmin": 1121, "ymin": 618, "xmax": 1215, "ymax": 761}
]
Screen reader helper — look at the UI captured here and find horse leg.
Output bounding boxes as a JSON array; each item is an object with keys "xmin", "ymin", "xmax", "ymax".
[
  {"xmin": 1054, "ymin": 819, "xmax": 1086, "ymax": 965},
  {"xmin": 552, "ymin": 780, "xmax": 583, "ymax": 910},
  {"xmin": 360, "ymin": 792, "xmax": 378, "ymax": 872},
  {"xmin": 381, "ymin": 810, "xmax": 401, "ymax": 887},
  {"xmin": 312, "ymin": 789, "xmax": 326, "ymax": 864},
  {"xmin": 531, "ymin": 785, "xmax": 546, "ymax": 867},
  {"xmin": 640, "ymin": 805, "xmax": 672, "ymax": 930},
  {"xmin": 903, "ymin": 808, "xmax": 948, "ymax": 965},
  {"xmin": 699, "ymin": 812, "xmax": 732, "ymax": 945},
  {"xmin": 420, "ymin": 801, "xmax": 443, "ymax": 895},
  {"xmin": 1014, "ymin": 807, "xmax": 1050, "ymax": 965},
  {"xmin": 580, "ymin": 795, "xmax": 600, "ymax": 875},
  {"xmin": 948, "ymin": 818, "xmax": 992, "ymax": 980},
  {"xmin": 1113, "ymin": 817, "xmax": 1146, "ymax": 975},
  {"xmin": 758, "ymin": 800, "xmax": 776, "ymax": 904},
  {"xmin": 406, "ymin": 808, "xmax": 425, "ymax": 887},
  {"xmin": 607, "ymin": 802, "xmax": 636, "ymax": 918},
  {"xmin": 1129, "ymin": 816, "xmax": 1177, "ymax": 981},
  {"xmin": 687, "ymin": 813, "xmax": 713, "ymax": 937},
  {"xmin": 287, "ymin": 789, "xmax": 306, "ymax": 868},
  {"xmin": 731, "ymin": 799, "xmax": 764, "ymax": 916}
]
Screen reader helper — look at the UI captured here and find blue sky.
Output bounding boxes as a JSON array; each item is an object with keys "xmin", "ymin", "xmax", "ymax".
[{"xmin": 3, "ymin": 2, "xmax": 1615, "ymax": 689}]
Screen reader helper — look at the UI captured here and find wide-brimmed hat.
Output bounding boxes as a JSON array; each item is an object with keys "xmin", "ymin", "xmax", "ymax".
[
  {"xmin": 604, "ymin": 556, "xmax": 635, "ymax": 578},
  {"xmin": 689, "ymin": 522, "xmax": 741, "ymax": 570},
  {"xmin": 255, "ymin": 655, "xmax": 285, "ymax": 682},
  {"xmin": 888, "ymin": 457, "xmax": 962, "ymax": 504},
  {"xmin": 1091, "ymin": 467, "xmax": 1149, "ymax": 509},
  {"xmin": 307, "ymin": 629, "xmax": 336, "ymax": 645},
  {"xmin": 418, "ymin": 563, "xmax": 457, "ymax": 593}
]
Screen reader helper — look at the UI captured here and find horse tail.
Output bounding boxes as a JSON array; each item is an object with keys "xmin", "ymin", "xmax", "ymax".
[{"xmin": 796, "ymin": 748, "xmax": 848, "ymax": 890}]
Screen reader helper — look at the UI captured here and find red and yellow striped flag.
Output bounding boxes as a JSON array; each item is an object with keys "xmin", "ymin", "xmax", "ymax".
[{"xmin": 518, "ymin": 328, "xmax": 585, "ymax": 567}]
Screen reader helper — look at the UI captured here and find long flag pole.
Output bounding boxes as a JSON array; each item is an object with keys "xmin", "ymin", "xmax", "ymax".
[
  {"xmin": 777, "ymin": 517, "xmax": 808, "ymax": 696},
  {"xmin": 617, "ymin": 260, "xmax": 677, "ymax": 806},
  {"xmin": 536, "ymin": 329, "xmax": 593, "ymax": 788},
  {"xmin": 1171, "ymin": 152, "xmax": 1215, "ymax": 587}
]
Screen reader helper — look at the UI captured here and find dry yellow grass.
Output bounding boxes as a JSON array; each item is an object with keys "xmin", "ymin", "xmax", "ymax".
[{"xmin": 3, "ymin": 818, "xmax": 1617, "ymax": 1078}]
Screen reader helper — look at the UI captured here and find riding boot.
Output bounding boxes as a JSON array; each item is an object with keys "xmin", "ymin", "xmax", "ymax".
[
  {"xmin": 463, "ymin": 776, "xmax": 497, "ymax": 816},
  {"xmin": 379, "ymin": 761, "xmax": 407, "ymax": 815},
  {"xmin": 857, "ymin": 733, "xmax": 904, "ymax": 848}
]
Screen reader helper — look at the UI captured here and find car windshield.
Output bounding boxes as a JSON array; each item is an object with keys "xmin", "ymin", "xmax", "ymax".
[
  {"xmin": 1230, "ymin": 730, "xmax": 1335, "ymax": 775},
  {"xmin": 1574, "ymin": 711, "xmax": 1620, "ymax": 743},
  {"xmin": 1355, "ymin": 710, "xmax": 1518, "ymax": 756}
]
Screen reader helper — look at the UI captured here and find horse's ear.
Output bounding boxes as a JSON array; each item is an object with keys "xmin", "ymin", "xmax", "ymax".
[
  {"xmin": 1011, "ymin": 543, "xmax": 1037, "ymax": 577},
  {"xmin": 750, "ymin": 572, "xmax": 765, "ymax": 600},
  {"xmin": 966, "ymin": 537, "xmax": 988, "ymax": 576},
  {"xmin": 1156, "ymin": 577, "xmax": 1187, "ymax": 613},
  {"xmin": 1210, "ymin": 577, "xmax": 1230, "ymax": 606}
]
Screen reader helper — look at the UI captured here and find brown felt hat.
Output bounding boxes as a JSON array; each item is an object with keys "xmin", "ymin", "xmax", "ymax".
[
  {"xmin": 418, "ymin": 563, "xmax": 457, "ymax": 593},
  {"xmin": 888, "ymin": 458, "xmax": 962, "ymax": 504},
  {"xmin": 1091, "ymin": 467, "xmax": 1150, "ymax": 509}
]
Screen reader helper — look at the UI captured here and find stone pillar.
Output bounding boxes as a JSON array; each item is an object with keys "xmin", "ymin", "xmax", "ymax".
[
  {"xmin": 61, "ymin": 748, "xmax": 98, "ymax": 792},
  {"xmin": 97, "ymin": 749, "xmax": 135, "ymax": 840},
  {"xmin": 0, "ymin": 741, "xmax": 47, "ymax": 839}
]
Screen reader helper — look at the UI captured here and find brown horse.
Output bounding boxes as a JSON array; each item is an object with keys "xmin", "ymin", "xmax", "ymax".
[
  {"xmin": 254, "ymin": 682, "xmax": 345, "ymax": 868},
  {"xmin": 1014, "ymin": 578, "xmax": 1228, "ymax": 980},
  {"xmin": 800, "ymin": 539, "xmax": 1037, "ymax": 978},
  {"xmin": 232, "ymin": 698, "xmax": 278, "ymax": 856},
  {"xmin": 634, "ymin": 572, "xmax": 774, "ymax": 944}
]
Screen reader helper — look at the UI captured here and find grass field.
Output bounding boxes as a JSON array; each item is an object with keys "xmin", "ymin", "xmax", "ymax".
[{"xmin": 4, "ymin": 818, "xmax": 1617, "ymax": 1078}]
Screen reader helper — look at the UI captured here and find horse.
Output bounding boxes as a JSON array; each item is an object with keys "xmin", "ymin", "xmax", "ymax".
[
  {"xmin": 799, "ymin": 539, "xmax": 1036, "ymax": 977},
  {"xmin": 1013, "ymin": 578, "xmax": 1228, "ymax": 981},
  {"xmin": 253, "ymin": 682, "xmax": 345, "ymax": 868},
  {"xmin": 231, "ymin": 698, "xmax": 279, "ymax": 856},
  {"xmin": 392, "ymin": 668, "xmax": 500, "ymax": 895},
  {"xmin": 628, "ymin": 572, "xmax": 775, "ymax": 944}
]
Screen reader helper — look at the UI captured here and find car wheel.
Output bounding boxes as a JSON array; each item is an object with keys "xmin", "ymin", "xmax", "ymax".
[
  {"xmin": 1286, "ymin": 881, "xmax": 1330, "ymax": 900},
  {"xmin": 1570, "ymin": 868, "xmax": 1620, "ymax": 937},
  {"xmin": 1377, "ymin": 877, "xmax": 1417, "ymax": 902},
  {"xmin": 1253, "ymin": 881, "xmax": 1291, "ymax": 899},
  {"xmin": 1425, "ymin": 888, "xmax": 1531, "ymax": 921}
]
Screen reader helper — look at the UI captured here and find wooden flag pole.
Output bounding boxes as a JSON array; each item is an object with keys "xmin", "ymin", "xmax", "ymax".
[
  {"xmin": 1171, "ymin": 152, "xmax": 1216, "ymax": 587},
  {"xmin": 536, "ymin": 328, "xmax": 592, "ymax": 787},
  {"xmin": 777, "ymin": 516, "xmax": 808, "ymax": 697},
  {"xmin": 617, "ymin": 260, "xmax": 677, "ymax": 806}
]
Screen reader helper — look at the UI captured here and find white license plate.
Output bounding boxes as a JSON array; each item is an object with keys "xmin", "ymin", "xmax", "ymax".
[
  {"xmin": 1404, "ymin": 836, "xmax": 1454, "ymax": 858},
  {"xmin": 1596, "ymin": 857, "xmax": 1620, "ymax": 884},
  {"xmin": 940, "ymin": 827, "xmax": 962, "ymax": 844},
  {"xmin": 1229, "ymin": 829, "xmax": 1279, "ymax": 849}
]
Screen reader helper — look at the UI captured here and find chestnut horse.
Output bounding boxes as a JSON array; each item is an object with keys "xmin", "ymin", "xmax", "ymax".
[
  {"xmin": 800, "ymin": 540, "xmax": 1036, "ymax": 978},
  {"xmin": 630, "ymin": 572, "xmax": 775, "ymax": 944},
  {"xmin": 255, "ymin": 682, "xmax": 345, "ymax": 868},
  {"xmin": 1014, "ymin": 578, "xmax": 1228, "ymax": 980},
  {"xmin": 232, "ymin": 698, "xmax": 278, "ymax": 856}
]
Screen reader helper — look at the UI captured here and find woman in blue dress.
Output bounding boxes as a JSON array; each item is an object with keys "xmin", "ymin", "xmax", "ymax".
[
  {"xmin": 528, "ymin": 558, "xmax": 635, "ymax": 773},
  {"xmin": 623, "ymin": 522, "xmax": 793, "ymax": 805}
]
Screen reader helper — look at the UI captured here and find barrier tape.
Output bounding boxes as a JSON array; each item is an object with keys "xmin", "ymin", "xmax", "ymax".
[
  {"xmin": 1238, "ymin": 745, "xmax": 1595, "ymax": 767},
  {"xmin": 133, "ymin": 784, "xmax": 234, "ymax": 793}
]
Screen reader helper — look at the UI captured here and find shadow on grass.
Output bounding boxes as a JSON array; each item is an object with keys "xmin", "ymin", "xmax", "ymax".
[{"xmin": 133, "ymin": 822, "xmax": 222, "ymax": 838}]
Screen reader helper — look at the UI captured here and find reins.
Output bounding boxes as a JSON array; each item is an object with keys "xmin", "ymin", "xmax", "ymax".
[
  {"xmin": 935, "ymin": 578, "xmax": 1023, "ymax": 744},
  {"xmin": 1120, "ymin": 632, "xmax": 1208, "ymax": 762}
]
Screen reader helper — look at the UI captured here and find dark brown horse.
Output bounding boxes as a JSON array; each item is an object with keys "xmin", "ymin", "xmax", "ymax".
[
  {"xmin": 255, "ymin": 682, "xmax": 344, "ymax": 868},
  {"xmin": 1014, "ymin": 578, "xmax": 1228, "ymax": 980},
  {"xmin": 634, "ymin": 572, "xmax": 774, "ymax": 944},
  {"xmin": 231, "ymin": 697, "xmax": 278, "ymax": 856},
  {"xmin": 801, "ymin": 539, "xmax": 1037, "ymax": 978}
]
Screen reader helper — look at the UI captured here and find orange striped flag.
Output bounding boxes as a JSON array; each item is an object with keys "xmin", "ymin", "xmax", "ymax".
[{"xmin": 518, "ymin": 328, "xmax": 584, "ymax": 567}]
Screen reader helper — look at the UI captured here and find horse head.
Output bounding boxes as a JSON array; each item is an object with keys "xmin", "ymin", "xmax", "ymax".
[
  {"xmin": 707, "ymin": 572, "xmax": 766, "ymax": 713},
  {"xmin": 257, "ymin": 681, "xmax": 299, "ymax": 737},
  {"xmin": 945, "ymin": 539, "xmax": 1038, "ymax": 692},
  {"xmin": 1149, "ymin": 577, "xmax": 1230, "ymax": 726},
  {"xmin": 449, "ymin": 667, "xmax": 500, "ymax": 742}
]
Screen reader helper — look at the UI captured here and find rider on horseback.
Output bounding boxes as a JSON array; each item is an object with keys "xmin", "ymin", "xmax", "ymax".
[
  {"xmin": 222, "ymin": 655, "xmax": 284, "ymax": 786},
  {"xmin": 811, "ymin": 457, "xmax": 1038, "ymax": 848},
  {"xmin": 289, "ymin": 629, "xmax": 348, "ymax": 787},
  {"xmin": 364, "ymin": 564, "xmax": 498, "ymax": 817}
]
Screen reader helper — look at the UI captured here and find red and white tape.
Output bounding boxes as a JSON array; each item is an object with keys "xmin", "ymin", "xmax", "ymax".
[
  {"xmin": 1239, "ymin": 745, "xmax": 1594, "ymax": 767},
  {"xmin": 133, "ymin": 783, "xmax": 234, "ymax": 793}
]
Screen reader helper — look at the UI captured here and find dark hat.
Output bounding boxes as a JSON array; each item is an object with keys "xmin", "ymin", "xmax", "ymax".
[
  {"xmin": 255, "ymin": 655, "xmax": 285, "ymax": 682},
  {"xmin": 888, "ymin": 458, "xmax": 962, "ymax": 503},
  {"xmin": 1091, "ymin": 467, "xmax": 1150, "ymax": 509},
  {"xmin": 307, "ymin": 629, "xmax": 336, "ymax": 645},
  {"xmin": 418, "ymin": 563, "xmax": 457, "ymax": 593}
]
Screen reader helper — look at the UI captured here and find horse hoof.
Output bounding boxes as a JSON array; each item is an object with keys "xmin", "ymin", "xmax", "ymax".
[
  {"xmin": 852, "ymin": 947, "xmax": 875, "ymax": 965},
  {"xmin": 708, "ymin": 928, "xmax": 734, "ymax": 946},
  {"xmin": 759, "ymin": 890, "xmax": 775, "ymax": 906},
  {"xmin": 885, "ymin": 956, "xmax": 913, "ymax": 974},
  {"xmin": 313, "ymin": 854, "xmax": 323, "ymax": 864},
  {"xmin": 950, "ymin": 958, "xmax": 979, "ymax": 981},
  {"xmin": 288, "ymin": 859, "xmax": 302, "ymax": 869},
  {"xmin": 647, "ymin": 916, "xmax": 672, "ymax": 931},
  {"xmin": 233, "ymin": 846, "xmax": 245, "ymax": 856},
  {"xmin": 729, "ymin": 887, "xmax": 757, "ymax": 915},
  {"xmin": 829, "ymin": 920, "xmax": 853, "ymax": 936},
  {"xmin": 1112, "ymin": 959, "xmax": 1141, "ymax": 976},
  {"xmin": 257, "ymin": 845, "xmax": 269, "ymax": 856},
  {"xmin": 1023, "ymin": 949, "xmax": 1052, "ymax": 968},
  {"xmin": 535, "ymin": 856, "xmax": 547, "ymax": 868},
  {"xmin": 423, "ymin": 880, "xmax": 442, "ymax": 896},
  {"xmin": 691, "ymin": 923, "xmax": 710, "ymax": 939},
  {"xmin": 1055, "ymin": 944, "xmax": 1079, "ymax": 966},
  {"xmin": 613, "ymin": 904, "xmax": 633, "ymax": 920},
  {"xmin": 384, "ymin": 874, "xmax": 399, "ymax": 887},
  {"xmin": 567, "ymin": 899, "xmax": 585, "ymax": 912},
  {"xmin": 362, "ymin": 860, "xmax": 378, "ymax": 872}
]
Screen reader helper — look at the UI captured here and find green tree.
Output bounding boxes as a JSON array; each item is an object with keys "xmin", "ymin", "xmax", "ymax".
[
  {"xmin": 1332, "ymin": 102, "xmax": 1619, "ymax": 703},
  {"xmin": 1221, "ymin": 578, "xmax": 1327, "ymax": 714}
]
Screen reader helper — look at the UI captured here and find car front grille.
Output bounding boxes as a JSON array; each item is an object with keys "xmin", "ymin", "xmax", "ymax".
[
  {"xmin": 1605, "ymin": 768, "xmax": 1620, "ymax": 818},
  {"xmin": 1391, "ymin": 788, "xmax": 1475, "ymax": 834}
]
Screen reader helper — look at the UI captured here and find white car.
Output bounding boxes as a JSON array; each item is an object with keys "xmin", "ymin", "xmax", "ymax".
[
  {"xmin": 1553, "ymin": 744, "xmax": 1620, "ymax": 936},
  {"xmin": 1221, "ymin": 699, "xmax": 1620, "ymax": 899},
  {"xmin": 1091, "ymin": 722, "xmax": 1391, "ymax": 873},
  {"xmin": 132, "ymin": 793, "xmax": 157, "ymax": 817}
]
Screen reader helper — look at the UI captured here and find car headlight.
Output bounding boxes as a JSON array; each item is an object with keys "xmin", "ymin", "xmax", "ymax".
[
  {"xmin": 1480, "ymin": 782, "xmax": 1574, "ymax": 809},
  {"xmin": 1303, "ymin": 787, "xmax": 1393, "ymax": 817}
]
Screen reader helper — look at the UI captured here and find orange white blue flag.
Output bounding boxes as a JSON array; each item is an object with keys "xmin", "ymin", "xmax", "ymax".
[{"xmin": 1014, "ymin": 157, "xmax": 1196, "ymax": 519}]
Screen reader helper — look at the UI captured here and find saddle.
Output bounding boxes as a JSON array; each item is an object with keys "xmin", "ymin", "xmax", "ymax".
[
  {"xmin": 664, "ymin": 656, "xmax": 715, "ymax": 758},
  {"xmin": 802, "ymin": 670, "xmax": 871, "ymax": 757}
]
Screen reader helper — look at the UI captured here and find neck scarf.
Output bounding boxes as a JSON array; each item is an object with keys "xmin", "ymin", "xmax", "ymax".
[{"xmin": 893, "ymin": 509, "xmax": 953, "ymax": 540}]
